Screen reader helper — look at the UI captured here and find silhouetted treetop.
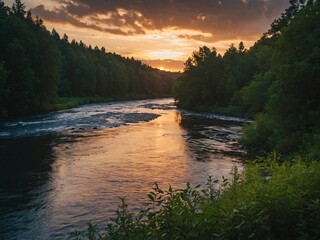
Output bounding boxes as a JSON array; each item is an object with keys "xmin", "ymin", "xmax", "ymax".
[{"xmin": 12, "ymin": 0, "xmax": 25, "ymax": 17}]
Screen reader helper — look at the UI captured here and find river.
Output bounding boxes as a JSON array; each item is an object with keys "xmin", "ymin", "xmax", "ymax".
[{"xmin": 0, "ymin": 98, "xmax": 249, "ymax": 239}]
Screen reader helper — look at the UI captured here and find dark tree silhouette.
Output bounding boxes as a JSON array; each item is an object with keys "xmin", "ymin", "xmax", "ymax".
[
  {"xmin": 12, "ymin": 0, "xmax": 25, "ymax": 17},
  {"xmin": 174, "ymin": 1, "xmax": 320, "ymax": 155}
]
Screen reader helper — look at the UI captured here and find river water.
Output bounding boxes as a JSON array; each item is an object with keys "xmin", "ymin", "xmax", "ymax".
[{"xmin": 0, "ymin": 98, "xmax": 249, "ymax": 239}]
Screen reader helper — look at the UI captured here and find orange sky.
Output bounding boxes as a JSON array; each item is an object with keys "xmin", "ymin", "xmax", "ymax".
[{"xmin": 5, "ymin": 0, "xmax": 289, "ymax": 72}]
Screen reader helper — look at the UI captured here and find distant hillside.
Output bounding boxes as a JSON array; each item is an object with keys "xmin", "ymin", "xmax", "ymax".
[{"xmin": 0, "ymin": 0, "xmax": 178, "ymax": 118}]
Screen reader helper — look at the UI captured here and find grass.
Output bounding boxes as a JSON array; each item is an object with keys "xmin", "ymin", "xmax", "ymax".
[
  {"xmin": 46, "ymin": 97, "xmax": 113, "ymax": 112},
  {"xmin": 41, "ymin": 93, "xmax": 168, "ymax": 114}
]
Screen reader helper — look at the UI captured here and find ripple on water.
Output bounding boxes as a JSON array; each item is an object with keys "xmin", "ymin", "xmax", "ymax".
[{"xmin": 0, "ymin": 99, "xmax": 247, "ymax": 239}]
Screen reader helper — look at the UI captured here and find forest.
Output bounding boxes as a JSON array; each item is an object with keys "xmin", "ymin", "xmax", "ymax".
[
  {"xmin": 174, "ymin": 0, "xmax": 320, "ymax": 159},
  {"xmin": 0, "ymin": 0, "xmax": 177, "ymax": 118}
]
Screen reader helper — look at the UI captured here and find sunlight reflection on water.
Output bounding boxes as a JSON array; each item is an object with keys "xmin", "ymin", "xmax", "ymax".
[{"xmin": 0, "ymin": 99, "xmax": 247, "ymax": 239}]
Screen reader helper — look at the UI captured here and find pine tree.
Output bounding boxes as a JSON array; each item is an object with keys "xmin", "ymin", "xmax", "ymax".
[
  {"xmin": 0, "ymin": 0, "xmax": 8, "ymax": 16},
  {"xmin": 12, "ymin": 0, "xmax": 26, "ymax": 17}
]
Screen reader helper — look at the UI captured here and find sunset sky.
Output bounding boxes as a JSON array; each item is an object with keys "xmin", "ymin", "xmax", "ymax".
[{"xmin": 4, "ymin": 0, "xmax": 289, "ymax": 71}]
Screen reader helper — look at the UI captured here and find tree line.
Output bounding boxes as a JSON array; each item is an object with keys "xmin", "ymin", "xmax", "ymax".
[
  {"xmin": 174, "ymin": 0, "xmax": 320, "ymax": 157},
  {"xmin": 0, "ymin": 0, "xmax": 177, "ymax": 118}
]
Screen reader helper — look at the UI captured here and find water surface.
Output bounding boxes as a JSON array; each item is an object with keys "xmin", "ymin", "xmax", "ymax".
[{"xmin": 0, "ymin": 99, "xmax": 248, "ymax": 239}]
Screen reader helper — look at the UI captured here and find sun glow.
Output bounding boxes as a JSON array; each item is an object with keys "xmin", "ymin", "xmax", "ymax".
[
  {"xmin": 148, "ymin": 50, "xmax": 185, "ymax": 60},
  {"xmin": 14, "ymin": 0, "xmax": 283, "ymax": 73}
]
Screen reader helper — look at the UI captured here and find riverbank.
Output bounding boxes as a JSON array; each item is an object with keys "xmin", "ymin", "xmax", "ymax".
[
  {"xmin": 1, "ymin": 94, "xmax": 173, "ymax": 120},
  {"xmin": 175, "ymin": 102, "xmax": 252, "ymax": 119},
  {"xmin": 46, "ymin": 97, "xmax": 113, "ymax": 112},
  {"xmin": 72, "ymin": 153, "xmax": 320, "ymax": 240},
  {"xmin": 46, "ymin": 95, "xmax": 173, "ymax": 114}
]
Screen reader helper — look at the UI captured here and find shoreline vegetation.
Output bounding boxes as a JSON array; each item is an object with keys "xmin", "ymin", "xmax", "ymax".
[
  {"xmin": 27, "ymin": 94, "xmax": 173, "ymax": 116},
  {"xmin": 72, "ymin": 154, "xmax": 320, "ymax": 240}
]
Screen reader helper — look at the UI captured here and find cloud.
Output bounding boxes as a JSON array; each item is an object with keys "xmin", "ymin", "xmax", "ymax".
[
  {"xmin": 32, "ymin": 5, "xmax": 146, "ymax": 35},
  {"xmin": 32, "ymin": 5, "xmax": 102, "ymax": 31},
  {"xmin": 178, "ymin": 34, "xmax": 214, "ymax": 43},
  {"xmin": 32, "ymin": 0, "xmax": 289, "ymax": 40}
]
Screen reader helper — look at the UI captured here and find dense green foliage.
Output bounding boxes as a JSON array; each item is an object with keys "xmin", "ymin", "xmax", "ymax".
[
  {"xmin": 174, "ymin": 0, "xmax": 320, "ymax": 155},
  {"xmin": 0, "ymin": 0, "xmax": 176, "ymax": 118},
  {"xmin": 72, "ymin": 154, "xmax": 320, "ymax": 240}
]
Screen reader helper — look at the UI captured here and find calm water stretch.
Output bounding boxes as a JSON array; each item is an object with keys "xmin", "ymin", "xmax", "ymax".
[{"xmin": 0, "ymin": 99, "xmax": 249, "ymax": 239}]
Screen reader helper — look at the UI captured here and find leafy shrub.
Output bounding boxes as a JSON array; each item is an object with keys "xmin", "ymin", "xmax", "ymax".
[
  {"xmin": 240, "ymin": 113, "xmax": 274, "ymax": 150},
  {"xmin": 71, "ymin": 154, "xmax": 320, "ymax": 240}
]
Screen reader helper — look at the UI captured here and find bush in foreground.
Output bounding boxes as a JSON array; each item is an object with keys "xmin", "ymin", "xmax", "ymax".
[{"xmin": 71, "ymin": 154, "xmax": 320, "ymax": 240}]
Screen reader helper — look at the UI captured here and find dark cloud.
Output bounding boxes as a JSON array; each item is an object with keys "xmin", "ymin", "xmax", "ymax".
[
  {"xmin": 33, "ymin": 5, "xmax": 103, "ymax": 31},
  {"xmin": 32, "ymin": 5, "xmax": 139, "ymax": 35},
  {"xmin": 32, "ymin": 0, "xmax": 289, "ymax": 40}
]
